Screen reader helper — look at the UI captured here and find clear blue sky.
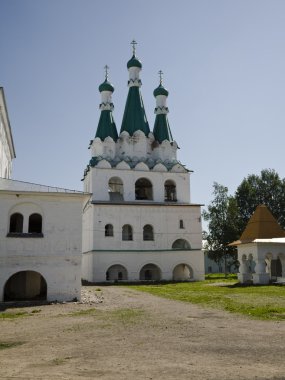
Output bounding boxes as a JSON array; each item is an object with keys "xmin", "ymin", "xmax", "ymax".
[{"xmin": 1, "ymin": 0, "xmax": 285, "ymax": 211}]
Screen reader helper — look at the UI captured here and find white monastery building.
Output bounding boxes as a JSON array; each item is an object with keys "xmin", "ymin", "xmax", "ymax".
[
  {"xmin": 0, "ymin": 42, "xmax": 205, "ymax": 303},
  {"xmin": 82, "ymin": 43, "xmax": 204, "ymax": 282},
  {"xmin": 0, "ymin": 88, "xmax": 88, "ymax": 302},
  {"xmin": 0, "ymin": 88, "xmax": 15, "ymax": 179}
]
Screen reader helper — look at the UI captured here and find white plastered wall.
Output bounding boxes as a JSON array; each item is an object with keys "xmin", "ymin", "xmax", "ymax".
[
  {"xmin": 0, "ymin": 192, "xmax": 86, "ymax": 301},
  {"xmin": 86, "ymin": 167, "xmax": 190, "ymax": 203}
]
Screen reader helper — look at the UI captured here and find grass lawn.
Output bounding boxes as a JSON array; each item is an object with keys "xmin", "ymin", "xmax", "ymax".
[{"xmin": 130, "ymin": 275, "xmax": 285, "ymax": 321}]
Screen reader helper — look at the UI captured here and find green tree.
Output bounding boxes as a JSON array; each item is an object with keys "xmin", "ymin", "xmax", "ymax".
[
  {"xmin": 235, "ymin": 169, "xmax": 285, "ymax": 230},
  {"xmin": 203, "ymin": 183, "xmax": 240, "ymax": 274}
]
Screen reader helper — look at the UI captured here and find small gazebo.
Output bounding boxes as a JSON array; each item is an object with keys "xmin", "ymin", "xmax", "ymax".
[{"xmin": 230, "ymin": 205, "xmax": 285, "ymax": 284}]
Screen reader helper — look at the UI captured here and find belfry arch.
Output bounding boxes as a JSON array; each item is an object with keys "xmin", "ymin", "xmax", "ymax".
[
  {"xmin": 108, "ymin": 177, "xmax": 124, "ymax": 201},
  {"xmin": 135, "ymin": 178, "xmax": 153, "ymax": 200}
]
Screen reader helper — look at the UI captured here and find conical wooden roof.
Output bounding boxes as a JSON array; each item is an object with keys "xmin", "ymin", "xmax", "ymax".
[{"xmin": 230, "ymin": 204, "xmax": 285, "ymax": 245}]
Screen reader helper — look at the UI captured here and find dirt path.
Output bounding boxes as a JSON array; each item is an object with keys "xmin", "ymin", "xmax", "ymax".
[{"xmin": 0, "ymin": 286, "xmax": 285, "ymax": 380}]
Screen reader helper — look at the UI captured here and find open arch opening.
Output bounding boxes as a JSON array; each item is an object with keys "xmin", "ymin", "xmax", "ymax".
[
  {"xmin": 271, "ymin": 257, "xmax": 282, "ymax": 279},
  {"xmin": 135, "ymin": 178, "xmax": 153, "ymax": 200},
  {"xmin": 139, "ymin": 264, "xmax": 161, "ymax": 281},
  {"xmin": 9, "ymin": 213, "xmax": 23, "ymax": 233},
  {"xmin": 108, "ymin": 177, "xmax": 124, "ymax": 201},
  {"xmin": 164, "ymin": 180, "xmax": 177, "ymax": 202},
  {"xmin": 143, "ymin": 224, "xmax": 154, "ymax": 241},
  {"xmin": 4, "ymin": 271, "xmax": 47, "ymax": 301},
  {"xmin": 172, "ymin": 239, "xmax": 191, "ymax": 250},
  {"xmin": 106, "ymin": 265, "xmax": 128, "ymax": 281},
  {"xmin": 28, "ymin": 213, "xmax": 42, "ymax": 233},
  {"xmin": 173, "ymin": 263, "xmax": 193, "ymax": 281}
]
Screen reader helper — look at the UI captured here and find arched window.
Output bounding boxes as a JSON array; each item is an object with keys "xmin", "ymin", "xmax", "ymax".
[
  {"xmin": 172, "ymin": 239, "xmax": 191, "ymax": 250},
  {"xmin": 28, "ymin": 214, "xmax": 42, "ymax": 233},
  {"xmin": 9, "ymin": 213, "xmax": 23, "ymax": 233},
  {"xmin": 164, "ymin": 180, "xmax": 177, "ymax": 202},
  {"xmin": 108, "ymin": 177, "xmax": 124, "ymax": 201},
  {"xmin": 135, "ymin": 178, "xmax": 153, "ymax": 200},
  {"xmin": 143, "ymin": 224, "xmax": 154, "ymax": 241},
  {"xmin": 105, "ymin": 224, "xmax": 114, "ymax": 237},
  {"xmin": 122, "ymin": 224, "xmax": 133, "ymax": 241}
]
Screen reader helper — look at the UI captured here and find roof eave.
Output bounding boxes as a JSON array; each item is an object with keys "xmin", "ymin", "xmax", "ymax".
[{"xmin": 0, "ymin": 87, "xmax": 16, "ymax": 158}]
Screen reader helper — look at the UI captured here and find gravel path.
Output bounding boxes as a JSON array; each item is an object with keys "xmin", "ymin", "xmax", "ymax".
[{"xmin": 0, "ymin": 285, "xmax": 285, "ymax": 380}]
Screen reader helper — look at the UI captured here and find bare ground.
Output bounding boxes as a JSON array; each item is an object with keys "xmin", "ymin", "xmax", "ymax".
[{"xmin": 0, "ymin": 285, "xmax": 285, "ymax": 380}]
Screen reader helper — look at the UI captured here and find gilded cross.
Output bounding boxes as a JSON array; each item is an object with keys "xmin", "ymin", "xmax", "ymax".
[
  {"xmin": 158, "ymin": 70, "xmax": 163, "ymax": 85},
  {"xmin": 131, "ymin": 40, "xmax": 137, "ymax": 56},
  {"xmin": 104, "ymin": 65, "xmax": 109, "ymax": 81}
]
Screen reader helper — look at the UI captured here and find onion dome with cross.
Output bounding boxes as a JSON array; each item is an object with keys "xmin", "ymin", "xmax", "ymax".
[
  {"xmin": 153, "ymin": 70, "xmax": 173, "ymax": 143},
  {"xmin": 95, "ymin": 65, "xmax": 118, "ymax": 141}
]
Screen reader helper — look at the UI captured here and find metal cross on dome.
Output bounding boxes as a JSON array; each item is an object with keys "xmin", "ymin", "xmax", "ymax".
[
  {"xmin": 158, "ymin": 70, "xmax": 163, "ymax": 85},
  {"xmin": 104, "ymin": 65, "xmax": 109, "ymax": 81},
  {"xmin": 131, "ymin": 40, "xmax": 137, "ymax": 56}
]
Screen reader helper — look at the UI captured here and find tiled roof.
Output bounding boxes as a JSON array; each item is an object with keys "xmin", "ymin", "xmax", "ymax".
[{"xmin": 230, "ymin": 204, "xmax": 285, "ymax": 245}]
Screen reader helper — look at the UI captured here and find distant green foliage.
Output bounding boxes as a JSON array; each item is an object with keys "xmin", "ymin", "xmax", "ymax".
[
  {"xmin": 130, "ymin": 281, "xmax": 285, "ymax": 320},
  {"xmin": 235, "ymin": 169, "xmax": 285, "ymax": 229},
  {"xmin": 203, "ymin": 169, "xmax": 285, "ymax": 270},
  {"xmin": 203, "ymin": 183, "xmax": 240, "ymax": 269}
]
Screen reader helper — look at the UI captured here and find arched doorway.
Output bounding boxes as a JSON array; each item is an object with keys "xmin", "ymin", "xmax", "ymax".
[
  {"xmin": 173, "ymin": 264, "xmax": 193, "ymax": 281},
  {"xmin": 4, "ymin": 271, "xmax": 47, "ymax": 301},
  {"xmin": 139, "ymin": 264, "xmax": 161, "ymax": 281},
  {"xmin": 106, "ymin": 265, "xmax": 128, "ymax": 281}
]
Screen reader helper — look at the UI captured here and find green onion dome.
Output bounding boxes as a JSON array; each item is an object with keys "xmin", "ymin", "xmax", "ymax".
[
  {"xmin": 127, "ymin": 55, "xmax": 142, "ymax": 69},
  {"xmin": 153, "ymin": 84, "xmax": 169, "ymax": 97},
  {"xmin": 99, "ymin": 79, "xmax": 114, "ymax": 93}
]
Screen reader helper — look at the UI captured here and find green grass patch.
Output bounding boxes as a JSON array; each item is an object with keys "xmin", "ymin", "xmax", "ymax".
[
  {"xmin": 109, "ymin": 308, "xmax": 144, "ymax": 324},
  {"xmin": 0, "ymin": 341, "xmax": 25, "ymax": 350},
  {"xmin": 205, "ymin": 273, "xmax": 238, "ymax": 280},
  {"xmin": 130, "ymin": 281, "xmax": 285, "ymax": 320},
  {"xmin": 0, "ymin": 311, "xmax": 29, "ymax": 319},
  {"xmin": 69, "ymin": 308, "xmax": 98, "ymax": 317},
  {"xmin": 69, "ymin": 307, "xmax": 144, "ymax": 326}
]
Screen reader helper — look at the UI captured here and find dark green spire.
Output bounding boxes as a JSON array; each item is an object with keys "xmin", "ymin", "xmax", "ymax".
[
  {"xmin": 153, "ymin": 114, "xmax": 173, "ymax": 143},
  {"xmin": 120, "ymin": 41, "xmax": 150, "ymax": 136},
  {"xmin": 95, "ymin": 65, "xmax": 118, "ymax": 141},
  {"xmin": 95, "ymin": 110, "xmax": 118, "ymax": 141},
  {"xmin": 153, "ymin": 70, "xmax": 173, "ymax": 143},
  {"xmin": 120, "ymin": 86, "xmax": 150, "ymax": 136}
]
